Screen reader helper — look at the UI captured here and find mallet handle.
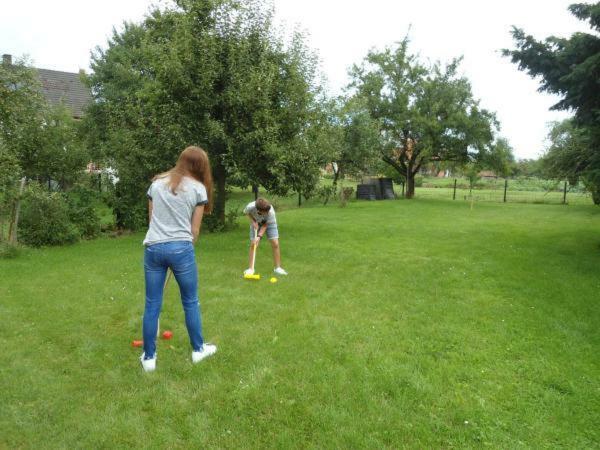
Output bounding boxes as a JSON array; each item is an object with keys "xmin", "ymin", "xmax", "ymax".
[{"xmin": 250, "ymin": 226, "xmax": 258, "ymax": 271}]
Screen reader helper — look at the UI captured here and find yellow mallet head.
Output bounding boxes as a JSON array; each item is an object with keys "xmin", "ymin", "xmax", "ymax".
[{"xmin": 243, "ymin": 273, "xmax": 260, "ymax": 280}]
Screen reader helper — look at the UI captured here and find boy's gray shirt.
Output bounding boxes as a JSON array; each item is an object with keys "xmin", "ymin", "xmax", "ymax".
[
  {"xmin": 143, "ymin": 176, "xmax": 208, "ymax": 246},
  {"xmin": 243, "ymin": 201, "xmax": 276, "ymax": 225}
]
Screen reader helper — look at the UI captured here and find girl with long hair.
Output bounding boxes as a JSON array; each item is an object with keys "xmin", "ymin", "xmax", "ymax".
[{"xmin": 140, "ymin": 146, "xmax": 217, "ymax": 372}]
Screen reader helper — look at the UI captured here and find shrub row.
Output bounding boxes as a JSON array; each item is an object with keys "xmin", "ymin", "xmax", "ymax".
[{"xmin": 18, "ymin": 184, "xmax": 101, "ymax": 247}]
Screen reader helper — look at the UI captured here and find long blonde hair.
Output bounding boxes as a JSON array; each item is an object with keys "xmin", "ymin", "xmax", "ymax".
[{"xmin": 154, "ymin": 146, "xmax": 213, "ymax": 214}]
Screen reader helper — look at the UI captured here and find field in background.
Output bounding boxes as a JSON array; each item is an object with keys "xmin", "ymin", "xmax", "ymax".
[{"xmin": 414, "ymin": 176, "xmax": 594, "ymax": 205}]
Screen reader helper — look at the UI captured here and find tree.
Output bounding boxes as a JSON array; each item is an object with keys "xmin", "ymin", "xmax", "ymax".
[
  {"xmin": 542, "ymin": 119, "xmax": 600, "ymax": 203},
  {"xmin": 0, "ymin": 148, "xmax": 21, "ymax": 241},
  {"xmin": 512, "ymin": 158, "xmax": 544, "ymax": 177},
  {"xmin": 84, "ymin": 0, "xmax": 320, "ymax": 229},
  {"xmin": 1, "ymin": 56, "xmax": 90, "ymax": 244},
  {"xmin": 0, "ymin": 57, "xmax": 88, "ymax": 189},
  {"xmin": 349, "ymin": 39, "xmax": 497, "ymax": 198},
  {"xmin": 480, "ymin": 137, "xmax": 515, "ymax": 178},
  {"xmin": 503, "ymin": 2, "xmax": 600, "ymax": 204},
  {"xmin": 331, "ymin": 97, "xmax": 380, "ymax": 191},
  {"xmin": 0, "ymin": 57, "xmax": 46, "ymax": 174},
  {"xmin": 24, "ymin": 104, "xmax": 88, "ymax": 190}
]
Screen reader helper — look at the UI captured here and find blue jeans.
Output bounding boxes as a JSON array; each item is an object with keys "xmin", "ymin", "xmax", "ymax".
[{"xmin": 143, "ymin": 241, "xmax": 204, "ymax": 359}]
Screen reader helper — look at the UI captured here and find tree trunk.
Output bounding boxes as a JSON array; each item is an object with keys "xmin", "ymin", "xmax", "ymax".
[
  {"xmin": 213, "ymin": 158, "xmax": 227, "ymax": 225},
  {"xmin": 9, "ymin": 177, "xmax": 27, "ymax": 244},
  {"xmin": 592, "ymin": 188, "xmax": 600, "ymax": 205},
  {"xmin": 405, "ymin": 173, "xmax": 415, "ymax": 199},
  {"xmin": 324, "ymin": 169, "xmax": 340, "ymax": 206},
  {"xmin": 252, "ymin": 184, "xmax": 259, "ymax": 200}
]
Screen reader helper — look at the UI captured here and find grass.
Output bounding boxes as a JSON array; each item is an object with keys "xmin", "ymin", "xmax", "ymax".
[
  {"xmin": 415, "ymin": 177, "xmax": 593, "ymax": 205},
  {"xmin": 1, "ymin": 198, "xmax": 599, "ymax": 448},
  {"xmin": 415, "ymin": 187, "xmax": 594, "ymax": 205}
]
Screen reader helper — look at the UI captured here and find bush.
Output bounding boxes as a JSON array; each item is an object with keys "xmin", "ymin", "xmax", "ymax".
[
  {"xmin": 339, "ymin": 187, "xmax": 354, "ymax": 207},
  {"xmin": 317, "ymin": 185, "xmax": 337, "ymax": 205},
  {"xmin": 202, "ymin": 207, "xmax": 240, "ymax": 233},
  {"xmin": 19, "ymin": 185, "xmax": 79, "ymax": 247},
  {"xmin": 0, "ymin": 242, "xmax": 20, "ymax": 258},
  {"xmin": 66, "ymin": 185, "xmax": 101, "ymax": 239},
  {"xmin": 414, "ymin": 176, "xmax": 424, "ymax": 187}
]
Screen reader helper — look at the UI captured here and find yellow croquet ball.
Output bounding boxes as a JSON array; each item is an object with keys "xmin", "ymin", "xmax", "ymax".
[{"xmin": 270, "ymin": 277, "xmax": 278, "ymax": 283}]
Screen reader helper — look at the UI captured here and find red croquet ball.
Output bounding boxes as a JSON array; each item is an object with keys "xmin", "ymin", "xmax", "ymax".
[
  {"xmin": 162, "ymin": 330, "xmax": 173, "ymax": 339},
  {"xmin": 132, "ymin": 340, "xmax": 143, "ymax": 347}
]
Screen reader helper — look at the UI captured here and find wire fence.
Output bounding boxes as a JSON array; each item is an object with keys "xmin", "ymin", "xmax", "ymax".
[{"xmin": 411, "ymin": 177, "xmax": 594, "ymax": 206}]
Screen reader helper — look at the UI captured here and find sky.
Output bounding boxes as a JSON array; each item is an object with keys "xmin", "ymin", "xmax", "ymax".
[{"xmin": 1, "ymin": 0, "xmax": 592, "ymax": 159}]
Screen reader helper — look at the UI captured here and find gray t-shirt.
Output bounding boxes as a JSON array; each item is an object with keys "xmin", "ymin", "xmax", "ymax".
[
  {"xmin": 143, "ymin": 176, "xmax": 208, "ymax": 246},
  {"xmin": 243, "ymin": 201, "xmax": 276, "ymax": 225}
]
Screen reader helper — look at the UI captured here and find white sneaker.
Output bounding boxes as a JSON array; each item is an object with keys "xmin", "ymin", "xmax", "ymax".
[
  {"xmin": 274, "ymin": 267, "xmax": 288, "ymax": 275},
  {"xmin": 192, "ymin": 344, "xmax": 217, "ymax": 363},
  {"xmin": 140, "ymin": 352, "xmax": 156, "ymax": 372},
  {"xmin": 243, "ymin": 268, "xmax": 254, "ymax": 276}
]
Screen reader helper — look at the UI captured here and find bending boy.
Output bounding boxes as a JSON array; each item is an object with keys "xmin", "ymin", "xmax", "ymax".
[{"xmin": 243, "ymin": 198, "xmax": 288, "ymax": 276}]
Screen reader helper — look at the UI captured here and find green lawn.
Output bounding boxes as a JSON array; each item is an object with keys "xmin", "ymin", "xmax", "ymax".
[
  {"xmin": 1, "ymin": 199, "xmax": 599, "ymax": 448},
  {"xmin": 415, "ymin": 186, "xmax": 593, "ymax": 205},
  {"xmin": 414, "ymin": 176, "xmax": 594, "ymax": 205}
]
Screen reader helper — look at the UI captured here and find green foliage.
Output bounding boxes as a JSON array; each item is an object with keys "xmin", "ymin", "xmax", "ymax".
[
  {"xmin": 0, "ymin": 59, "xmax": 87, "ymax": 190},
  {"xmin": 66, "ymin": 185, "xmax": 102, "ymax": 239},
  {"xmin": 0, "ymin": 148, "xmax": 22, "ymax": 234},
  {"xmin": 0, "ymin": 147, "xmax": 21, "ymax": 190},
  {"xmin": 338, "ymin": 186, "xmax": 354, "ymax": 207},
  {"xmin": 512, "ymin": 158, "xmax": 544, "ymax": 177},
  {"xmin": 480, "ymin": 137, "xmax": 516, "ymax": 177},
  {"xmin": 0, "ymin": 241, "xmax": 20, "ymax": 259},
  {"xmin": 19, "ymin": 185, "xmax": 79, "ymax": 247},
  {"xmin": 414, "ymin": 175, "xmax": 424, "ymax": 187},
  {"xmin": 464, "ymin": 164, "xmax": 481, "ymax": 190},
  {"xmin": 0, "ymin": 57, "xmax": 46, "ymax": 167},
  {"xmin": 32, "ymin": 105, "xmax": 89, "ymax": 189},
  {"xmin": 202, "ymin": 206, "xmax": 240, "ymax": 233},
  {"xmin": 317, "ymin": 184, "xmax": 337, "ymax": 205},
  {"xmin": 309, "ymin": 96, "xmax": 380, "ymax": 192},
  {"xmin": 542, "ymin": 119, "xmax": 600, "ymax": 204},
  {"xmin": 349, "ymin": 38, "xmax": 497, "ymax": 197},
  {"xmin": 504, "ymin": 3, "xmax": 600, "ymax": 204},
  {"xmin": 83, "ymin": 0, "xmax": 321, "ymax": 229}
]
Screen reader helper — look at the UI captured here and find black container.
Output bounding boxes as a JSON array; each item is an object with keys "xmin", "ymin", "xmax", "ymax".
[{"xmin": 356, "ymin": 184, "xmax": 377, "ymax": 200}]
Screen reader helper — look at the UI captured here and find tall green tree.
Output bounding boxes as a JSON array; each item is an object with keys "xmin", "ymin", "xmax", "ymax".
[
  {"xmin": 512, "ymin": 158, "xmax": 544, "ymax": 177},
  {"xmin": 481, "ymin": 137, "xmax": 516, "ymax": 178},
  {"xmin": 503, "ymin": 2, "xmax": 600, "ymax": 204},
  {"xmin": 349, "ymin": 39, "xmax": 497, "ymax": 198},
  {"xmin": 330, "ymin": 97, "xmax": 380, "ymax": 189},
  {"xmin": 1, "ymin": 58, "xmax": 87, "ymax": 189},
  {"xmin": 542, "ymin": 119, "xmax": 599, "ymax": 202},
  {"xmin": 84, "ymin": 0, "xmax": 320, "ymax": 229},
  {"xmin": 0, "ymin": 58, "xmax": 46, "ymax": 173}
]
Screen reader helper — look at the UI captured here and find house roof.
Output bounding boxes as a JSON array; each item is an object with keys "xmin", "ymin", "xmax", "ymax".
[{"xmin": 36, "ymin": 68, "xmax": 92, "ymax": 119}]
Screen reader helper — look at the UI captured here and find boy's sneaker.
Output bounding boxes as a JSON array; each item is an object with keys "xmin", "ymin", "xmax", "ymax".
[
  {"xmin": 243, "ymin": 268, "xmax": 254, "ymax": 276},
  {"xmin": 192, "ymin": 344, "xmax": 217, "ymax": 364},
  {"xmin": 274, "ymin": 267, "xmax": 288, "ymax": 275},
  {"xmin": 140, "ymin": 352, "xmax": 156, "ymax": 372}
]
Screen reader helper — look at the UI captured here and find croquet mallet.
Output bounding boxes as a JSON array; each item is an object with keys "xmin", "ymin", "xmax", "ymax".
[{"xmin": 243, "ymin": 226, "xmax": 261, "ymax": 280}]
